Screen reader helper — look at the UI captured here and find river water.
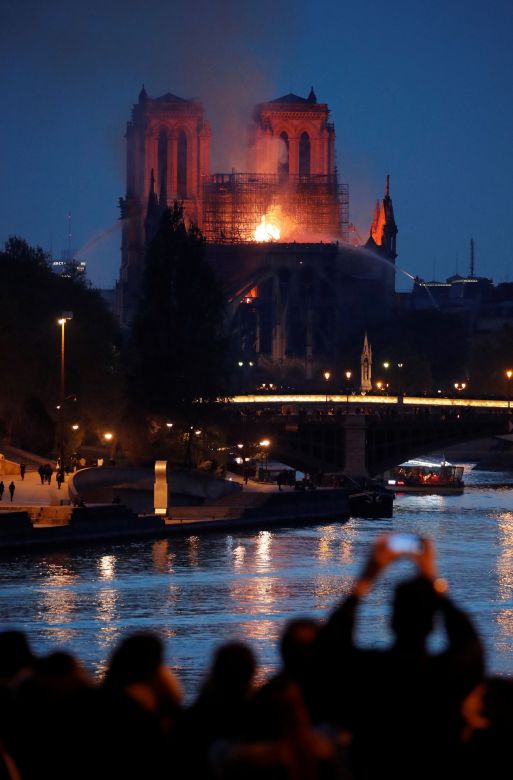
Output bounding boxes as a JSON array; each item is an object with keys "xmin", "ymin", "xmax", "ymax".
[{"xmin": 0, "ymin": 465, "xmax": 512, "ymax": 697}]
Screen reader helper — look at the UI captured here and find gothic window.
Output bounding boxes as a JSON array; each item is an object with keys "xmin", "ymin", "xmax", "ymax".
[
  {"xmin": 158, "ymin": 130, "xmax": 168, "ymax": 198},
  {"xmin": 299, "ymin": 132, "xmax": 311, "ymax": 177},
  {"xmin": 278, "ymin": 131, "xmax": 289, "ymax": 178},
  {"xmin": 177, "ymin": 131, "xmax": 187, "ymax": 198}
]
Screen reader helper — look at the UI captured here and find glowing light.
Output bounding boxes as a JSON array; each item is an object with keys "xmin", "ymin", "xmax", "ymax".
[
  {"xmin": 103, "ymin": 432, "xmax": 113, "ymax": 441},
  {"xmin": 254, "ymin": 214, "xmax": 280, "ymax": 242}
]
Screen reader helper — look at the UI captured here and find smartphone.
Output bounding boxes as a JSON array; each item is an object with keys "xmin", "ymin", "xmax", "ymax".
[{"xmin": 387, "ymin": 533, "xmax": 424, "ymax": 554}]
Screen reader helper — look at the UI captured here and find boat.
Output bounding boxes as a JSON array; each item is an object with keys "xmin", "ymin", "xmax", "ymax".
[
  {"xmin": 348, "ymin": 484, "xmax": 394, "ymax": 518},
  {"xmin": 384, "ymin": 458, "xmax": 465, "ymax": 494}
]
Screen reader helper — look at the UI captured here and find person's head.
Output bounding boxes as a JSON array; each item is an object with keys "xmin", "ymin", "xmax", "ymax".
[
  {"xmin": 207, "ymin": 641, "xmax": 256, "ymax": 696},
  {"xmin": 104, "ymin": 632, "xmax": 164, "ymax": 688},
  {"xmin": 280, "ymin": 618, "xmax": 319, "ymax": 679},
  {"xmin": 391, "ymin": 577, "xmax": 438, "ymax": 647},
  {"xmin": 0, "ymin": 630, "xmax": 35, "ymax": 682}
]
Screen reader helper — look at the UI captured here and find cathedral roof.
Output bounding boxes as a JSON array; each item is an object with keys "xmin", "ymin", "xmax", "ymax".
[
  {"xmin": 154, "ymin": 92, "xmax": 189, "ymax": 103},
  {"xmin": 268, "ymin": 93, "xmax": 313, "ymax": 104}
]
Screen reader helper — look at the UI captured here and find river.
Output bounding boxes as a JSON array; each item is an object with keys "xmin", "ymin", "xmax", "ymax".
[{"xmin": 0, "ymin": 465, "xmax": 512, "ymax": 697}]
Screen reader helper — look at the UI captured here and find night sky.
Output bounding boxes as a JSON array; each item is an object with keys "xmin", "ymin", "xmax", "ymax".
[{"xmin": 2, "ymin": 0, "xmax": 513, "ymax": 291}]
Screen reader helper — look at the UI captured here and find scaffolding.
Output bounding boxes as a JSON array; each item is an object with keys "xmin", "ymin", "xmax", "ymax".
[{"xmin": 201, "ymin": 173, "xmax": 349, "ymax": 244}]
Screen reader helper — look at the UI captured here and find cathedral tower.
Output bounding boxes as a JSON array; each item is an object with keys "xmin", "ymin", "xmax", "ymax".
[{"xmin": 117, "ymin": 87, "xmax": 211, "ymax": 325}]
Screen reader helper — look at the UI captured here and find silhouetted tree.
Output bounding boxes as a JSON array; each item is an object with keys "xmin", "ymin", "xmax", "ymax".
[
  {"xmin": 126, "ymin": 204, "xmax": 230, "ymax": 423},
  {"xmin": 0, "ymin": 237, "xmax": 120, "ymax": 454}
]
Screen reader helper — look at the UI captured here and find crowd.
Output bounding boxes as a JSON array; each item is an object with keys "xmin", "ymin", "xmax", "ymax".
[{"xmin": 0, "ymin": 535, "xmax": 511, "ymax": 779}]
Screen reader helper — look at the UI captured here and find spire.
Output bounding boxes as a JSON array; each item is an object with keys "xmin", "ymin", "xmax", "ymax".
[
  {"xmin": 368, "ymin": 174, "xmax": 397, "ymax": 258},
  {"xmin": 360, "ymin": 332, "xmax": 372, "ymax": 393},
  {"xmin": 139, "ymin": 84, "xmax": 148, "ymax": 103},
  {"xmin": 307, "ymin": 86, "xmax": 317, "ymax": 104}
]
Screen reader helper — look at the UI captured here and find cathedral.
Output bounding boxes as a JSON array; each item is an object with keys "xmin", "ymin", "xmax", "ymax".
[{"xmin": 117, "ymin": 87, "xmax": 398, "ymax": 378}]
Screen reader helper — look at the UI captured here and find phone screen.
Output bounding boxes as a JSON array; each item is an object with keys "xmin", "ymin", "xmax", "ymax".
[{"xmin": 387, "ymin": 533, "xmax": 423, "ymax": 554}]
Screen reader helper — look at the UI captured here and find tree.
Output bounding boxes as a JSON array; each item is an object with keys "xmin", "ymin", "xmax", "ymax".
[
  {"xmin": 126, "ymin": 204, "xmax": 230, "ymax": 424},
  {"xmin": 0, "ymin": 237, "xmax": 120, "ymax": 454}
]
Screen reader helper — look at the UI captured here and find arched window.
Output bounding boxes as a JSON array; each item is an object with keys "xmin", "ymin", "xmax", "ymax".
[
  {"xmin": 177, "ymin": 131, "xmax": 187, "ymax": 198},
  {"xmin": 278, "ymin": 131, "xmax": 289, "ymax": 178},
  {"xmin": 158, "ymin": 130, "xmax": 168, "ymax": 200},
  {"xmin": 299, "ymin": 132, "xmax": 311, "ymax": 177}
]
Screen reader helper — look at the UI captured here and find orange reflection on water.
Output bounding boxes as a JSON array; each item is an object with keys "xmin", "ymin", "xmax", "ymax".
[
  {"xmin": 152, "ymin": 539, "xmax": 173, "ymax": 573},
  {"xmin": 187, "ymin": 536, "xmax": 200, "ymax": 567},
  {"xmin": 39, "ymin": 562, "xmax": 77, "ymax": 644},
  {"xmin": 496, "ymin": 511, "xmax": 513, "ymax": 601},
  {"xmin": 98, "ymin": 555, "xmax": 116, "ymax": 581},
  {"xmin": 233, "ymin": 544, "xmax": 246, "ymax": 569},
  {"xmin": 255, "ymin": 531, "xmax": 272, "ymax": 570}
]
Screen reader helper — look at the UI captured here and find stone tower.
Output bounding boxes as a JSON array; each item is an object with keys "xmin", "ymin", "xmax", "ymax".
[
  {"xmin": 249, "ymin": 88, "xmax": 336, "ymax": 177},
  {"xmin": 117, "ymin": 87, "xmax": 211, "ymax": 326}
]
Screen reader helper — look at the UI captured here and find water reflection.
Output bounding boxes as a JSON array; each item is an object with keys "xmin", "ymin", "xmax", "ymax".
[
  {"xmin": 495, "ymin": 511, "xmax": 513, "ymax": 649},
  {"xmin": 38, "ymin": 562, "xmax": 77, "ymax": 645},
  {"xmin": 152, "ymin": 540, "xmax": 173, "ymax": 573},
  {"xmin": 98, "ymin": 555, "xmax": 116, "ymax": 581},
  {"xmin": 255, "ymin": 531, "xmax": 272, "ymax": 570}
]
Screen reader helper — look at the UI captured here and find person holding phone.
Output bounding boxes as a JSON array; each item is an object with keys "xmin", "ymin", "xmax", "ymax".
[{"xmin": 314, "ymin": 533, "xmax": 485, "ymax": 780}]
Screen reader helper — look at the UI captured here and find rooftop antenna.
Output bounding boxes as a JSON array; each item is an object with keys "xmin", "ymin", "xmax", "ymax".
[{"xmin": 470, "ymin": 237, "xmax": 475, "ymax": 277}]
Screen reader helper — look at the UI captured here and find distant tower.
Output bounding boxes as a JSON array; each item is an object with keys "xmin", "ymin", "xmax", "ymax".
[
  {"xmin": 117, "ymin": 87, "xmax": 211, "ymax": 326},
  {"xmin": 470, "ymin": 237, "xmax": 475, "ymax": 277},
  {"xmin": 360, "ymin": 332, "xmax": 372, "ymax": 393}
]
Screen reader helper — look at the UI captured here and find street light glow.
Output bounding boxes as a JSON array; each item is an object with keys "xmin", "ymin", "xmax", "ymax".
[
  {"xmin": 103, "ymin": 432, "xmax": 113, "ymax": 441},
  {"xmin": 259, "ymin": 439, "xmax": 270, "ymax": 447}
]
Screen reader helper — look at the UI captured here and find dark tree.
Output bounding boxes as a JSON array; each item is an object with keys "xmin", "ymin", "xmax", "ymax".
[
  {"xmin": 127, "ymin": 204, "xmax": 230, "ymax": 420},
  {"xmin": 0, "ymin": 237, "xmax": 120, "ymax": 454}
]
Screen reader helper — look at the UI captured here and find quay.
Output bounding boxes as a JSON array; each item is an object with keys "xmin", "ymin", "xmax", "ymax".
[{"xmin": 0, "ymin": 460, "xmax": 352, "ymax": 552}]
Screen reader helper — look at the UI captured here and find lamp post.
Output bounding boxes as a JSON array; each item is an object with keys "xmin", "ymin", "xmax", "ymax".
[
  {"xmin": 454, "ymin": 382, "xmax": 467, "ymax": 395},
  {"xmin": 344, "ymin": 370, "xmax": 352, "ymax": 412},
  {"xmin": 506, "ymin": 370, "xmax": 513, "ymax": 409},
  {"xmin": 259, "ymin": 439, "xmax": 270, "ymax": 479},
  {"xmin": 323, "ymin": 371, "xmax": 331, "ymax": 406},
  {"xmin": 57, "ymin": 313, "xmax": 73, "ymax": 474}
]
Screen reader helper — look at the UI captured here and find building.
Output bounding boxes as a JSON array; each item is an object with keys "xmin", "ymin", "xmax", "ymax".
[{"xmin": 117, "ymin": 88, "xmax": 398, "ymax": 378}]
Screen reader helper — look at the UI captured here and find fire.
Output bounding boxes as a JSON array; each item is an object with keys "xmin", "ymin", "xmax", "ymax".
[{"xmin": 254, "ymin": 214, "xmax": 280, "ymax": 242}]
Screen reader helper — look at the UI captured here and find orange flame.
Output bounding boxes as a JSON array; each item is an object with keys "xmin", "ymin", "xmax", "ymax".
[{"xmin": 254, "ymin": 214, "xmax": 280, "ymax": 242}]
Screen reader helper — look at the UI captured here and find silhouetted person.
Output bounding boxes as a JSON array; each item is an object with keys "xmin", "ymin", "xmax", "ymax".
[
  {"xmin": 176, "ymin": 642, "xmax": 256, "ymax": 778},
  {"xmin": 100, "ymin": 632, "xmax": 182, "ymax": 778},
  {"xmin": 56, "ymin": 471, "xmax": 64, "ymax": 490},
  {"xmin": 37, "ymin": 466, "xmax": 44, "ymax": 485},
  {"xmin": 19, "ymin": 464, "xmax": 26, "ymax": 481},
  {"xmin": 13, "ymin": 651, "xmax": 98, "ymax": 780},
  {"xmin": 315, "ymin": 536, "xmax": 484, "ymax": 780},
  {"xmin": 0, "ymin": 482, "xmax": 4, "ymax": 501},
  {"xmin": 7, "ymin": 483, "xmax": 14, "ymax": 502}
]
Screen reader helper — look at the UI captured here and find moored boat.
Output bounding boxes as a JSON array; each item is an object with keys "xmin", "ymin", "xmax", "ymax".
[{"xmin": 385, "ymin": 459, "xmax": 465, "ymax": 494}]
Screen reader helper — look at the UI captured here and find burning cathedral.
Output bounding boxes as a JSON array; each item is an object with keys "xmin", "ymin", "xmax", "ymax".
[{"xmin": 117, "ymin": 87, "xmax": 398, "ymax": 378}]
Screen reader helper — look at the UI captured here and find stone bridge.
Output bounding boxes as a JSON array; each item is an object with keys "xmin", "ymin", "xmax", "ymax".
[{"xmin": 229, "ymin": 409, "xmax": 511, "ymax": 478}]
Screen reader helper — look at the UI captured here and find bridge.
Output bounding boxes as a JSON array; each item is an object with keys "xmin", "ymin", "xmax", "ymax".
[{"xmin": 226, "ymin": 395, "xmax": 512, "ymax": 478}]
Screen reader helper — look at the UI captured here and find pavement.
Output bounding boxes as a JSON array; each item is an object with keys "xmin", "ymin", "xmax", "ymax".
[{"xmin": 0, "ymin": 468, "xmax": 70, "ymax": 508}]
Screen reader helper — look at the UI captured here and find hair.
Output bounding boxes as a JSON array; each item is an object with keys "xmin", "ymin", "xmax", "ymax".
[
  {"xmin": 104, "ymin": 632, "xmax": 163, "ymax": 688},
  {"xmin": 392, "ymin": 577, "xmax": 438, "ymax": 644}
]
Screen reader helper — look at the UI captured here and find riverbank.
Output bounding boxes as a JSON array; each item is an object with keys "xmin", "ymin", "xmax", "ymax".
[{"xmin": 0, "ymin": 488, "xmax": 351, "ymax": 551}]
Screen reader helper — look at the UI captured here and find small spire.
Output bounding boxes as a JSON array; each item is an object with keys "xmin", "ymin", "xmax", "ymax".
[
  {"xmin": 385, "ymin": 174, "xmax": 390, "ymax": 197},
  {"xmin": 139, "ymin": 84, "xmax": 148, "ymax": 102},
  {"xmin": 307, "ymin": 86, "xmax": 317, "ymax": 103}
]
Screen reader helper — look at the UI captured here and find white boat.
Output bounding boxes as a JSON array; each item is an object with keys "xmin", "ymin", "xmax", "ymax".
[{"xmin": 385, "ymin": 458, "xmax": 465, "ymax": 494}]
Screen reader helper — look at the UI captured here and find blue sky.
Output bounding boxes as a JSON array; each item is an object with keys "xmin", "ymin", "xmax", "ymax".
[{"xmin": 2, "ymin": 0, "xmax": 513, "ymax": 290}]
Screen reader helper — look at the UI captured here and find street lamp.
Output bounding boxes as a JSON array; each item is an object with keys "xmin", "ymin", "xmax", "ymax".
[
  {"xmin": 454, "ymin": 382, "xmax": 467, "ymax": 394},
  {"xmin": 323, "ymin": 371, "xmax": 331, "ymax": 405},
  {"xmin": 506, "ymin": 370, "xmax": 513, "ymax": 408},
  {"xmin": 57, "ymin": 312, "xmax": 73, "ymax": 473},
  {"xmin": 344, "ymin": 370, "xmax": 352, "ymax": 412},
  {"xmin": 259, "ymin": 439, "xmax": 270, "ymax": 478}
]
